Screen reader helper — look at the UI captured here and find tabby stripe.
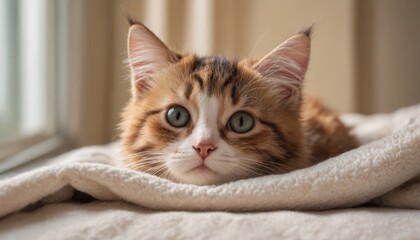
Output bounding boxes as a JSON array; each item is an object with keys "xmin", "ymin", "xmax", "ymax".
[
  {"xmin": 135, "ymin": 109, "xmax": 163, "ymax": 135},
  {"xmin": 231, "ymin": 85, "xmax": 239, "ymax": 105},
  {"xmin": 218, "ymin": 127, "xmax": 228, "ymax": 140},
  {"xmin": 174, "ymin": 53, "xmax": 183, "ymax": 61},
  {"xmin": 219, "ymin": 62, "xmax": 239, "ymax": 104},
  {"xmin": 191, "ymin": 56, "xmax": 205, "ymax": 72},
  {"xmin": 134, "ymin": 143, "xmax": 155, "ymax": 153},
  {"xmin": 185, "ymin": 81, "xmax": 193, "ymax": 99},
  {"xmin": 207, "ymin": 71, "xmax": 218, "ymax": 95},
  {"xmin": 221, "ymin": 63, "xmax": 237, "ymax": 91},
  {"xmin": 193, "ymin": 74, "xmax": 204, "ymax": 88},
  {"xmin": 215, "ymin": 56, "xmax": 230, "ymax": 72},
  {"xmin": 158, "ymin": 126, "xmax": 179, "ymax": 143},
  {"xmin": 206, "ymin": 57, "xmax": 219, "ymax": 95},
  {"xmin": 259, "ymin": 120, "xmax": 293, "ymax": 160}
]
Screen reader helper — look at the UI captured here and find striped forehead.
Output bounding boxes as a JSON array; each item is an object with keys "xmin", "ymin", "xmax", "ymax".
[{"xmin": 187, "ymin": 55, "xmax": 238, "ymax": 97}]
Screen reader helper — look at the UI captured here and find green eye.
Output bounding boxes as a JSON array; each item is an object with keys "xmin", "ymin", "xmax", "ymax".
[
  {"xmin": 166, "ymin": 106, "xmax": 190, "ymax": 128},
  {"xmin": 228, "ymin": 111, "xmax": 254, "ymax": 133}
]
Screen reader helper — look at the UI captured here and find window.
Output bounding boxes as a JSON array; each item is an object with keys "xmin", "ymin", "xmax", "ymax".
[
  {"xmin": 0, "ymin": 0, "xmax": 115, "ymax": 173},
  {"xmin": 0, "ymin": 0, "xmax": 62, "ymax": 172}
]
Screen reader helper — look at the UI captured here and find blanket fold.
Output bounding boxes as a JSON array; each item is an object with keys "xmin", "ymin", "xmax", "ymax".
[{"xmin": 1, "ymin": 106, "xmax": 420, "ymax": 218}]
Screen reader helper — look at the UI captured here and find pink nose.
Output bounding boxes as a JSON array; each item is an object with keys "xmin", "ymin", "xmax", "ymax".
[{"xmin": 193, "ymin": 143, "xmax": 217, "ymax": 160}]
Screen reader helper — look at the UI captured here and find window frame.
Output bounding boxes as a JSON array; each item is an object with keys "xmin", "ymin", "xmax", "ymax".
[
  {"xmin": 0, "ymin": 0, "xmax": 69, "ymax": 172},
  {"xmin": 0, "ymin": 0, "xmax": 113, "ymax": 173},
  {"xmin": 0, "ymin": 0, "xmax": 122, "ymax": 174}
]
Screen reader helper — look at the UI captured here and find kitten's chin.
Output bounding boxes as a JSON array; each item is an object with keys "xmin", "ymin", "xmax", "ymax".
[{"xmin": 170, "ymin": 167, "xmax": 228, "ymax": 185}]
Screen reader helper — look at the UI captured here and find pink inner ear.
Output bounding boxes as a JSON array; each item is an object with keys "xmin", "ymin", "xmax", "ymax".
[
  {"xmin": 287, "ymin": 40, "xmax": 310, "ymax": 72},
  {"xmin": 127, "ymin": 24, "xmax": 174, "ymax": 95},
  {"xmin": 258, "ymin": 59, "xmax": 303, "ymax": 82},
  {"xmin": 253, "ymin": 34, "xmax": 310, "ymax": 104}
]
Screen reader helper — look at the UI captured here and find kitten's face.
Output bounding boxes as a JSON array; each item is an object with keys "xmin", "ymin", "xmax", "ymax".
[{"xmin": 120, "ymin": 23, "xmax": 311, "ymax": 185}]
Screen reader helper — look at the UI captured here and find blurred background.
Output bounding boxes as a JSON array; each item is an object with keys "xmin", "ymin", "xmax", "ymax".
[{"xmin": 0, "ymin": 0, "xmax": 419, "ymax": 171}]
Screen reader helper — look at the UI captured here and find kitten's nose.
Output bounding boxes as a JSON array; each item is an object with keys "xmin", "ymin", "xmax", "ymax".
[{"xmin": 193, "ymin": 143, "xmax": 217, "ymax": 160}]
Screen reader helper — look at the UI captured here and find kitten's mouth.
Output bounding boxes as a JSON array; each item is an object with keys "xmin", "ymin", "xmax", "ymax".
[{"xmin": 186, "ymin": 163, "xmax": 216, "ymax": 175}]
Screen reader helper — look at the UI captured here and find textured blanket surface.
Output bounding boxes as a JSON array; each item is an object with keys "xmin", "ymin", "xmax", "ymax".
[
  {"xmin": 0, "ymin": 105, "xmax": 420, "ymax": 239},
  {"xmin": 1, "ymin": 202, "xmax": 420, "ymax": 240}
]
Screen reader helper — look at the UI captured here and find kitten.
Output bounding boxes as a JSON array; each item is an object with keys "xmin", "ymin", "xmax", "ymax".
[{"xmin": 119, "ymin": 21, "xmax": 357, "ymax": 185}]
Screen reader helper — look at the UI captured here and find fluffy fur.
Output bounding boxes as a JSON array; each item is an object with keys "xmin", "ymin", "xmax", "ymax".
[{"xmin": 119, "ymin": 22, "xmax": 357, "ymax": 185}]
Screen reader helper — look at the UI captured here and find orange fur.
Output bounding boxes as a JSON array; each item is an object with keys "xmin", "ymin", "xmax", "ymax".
[
  {"xmin": 302, "ymin": 97, "xmax": 358, "ymax": 163},
  {"xmin": 119, "ymin": 23, "xmax": 358, "ymax": 185}
]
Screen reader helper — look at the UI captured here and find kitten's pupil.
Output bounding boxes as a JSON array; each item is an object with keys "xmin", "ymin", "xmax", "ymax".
[{"xmin": 239, "ymin": 116, "xmax": 244, "ymax": 126}]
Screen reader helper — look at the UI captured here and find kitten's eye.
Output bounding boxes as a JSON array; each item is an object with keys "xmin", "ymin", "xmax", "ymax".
[
  {"xmin": 166, "ymin": 106, "xmax": 190, "ymax": 128},
  {"xmin": 228, "ymin": 111, "xmax": 254, "ymax": 133}
]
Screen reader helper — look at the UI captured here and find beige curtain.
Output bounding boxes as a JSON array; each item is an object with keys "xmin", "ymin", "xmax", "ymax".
[{"xmin": 102, "ymin": 0, "xmax": 420, "ymax": 141}]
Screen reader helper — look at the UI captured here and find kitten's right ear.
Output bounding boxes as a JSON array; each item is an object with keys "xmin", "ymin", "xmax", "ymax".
[{"xmin": 127, "ymin": 24, "xmax": 177, "ymax": 97}]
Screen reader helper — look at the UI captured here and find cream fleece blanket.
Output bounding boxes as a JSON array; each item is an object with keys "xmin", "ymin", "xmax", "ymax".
[{"xmin": 0, "ymin": 105, "xmax": 420, "ymax": 219}]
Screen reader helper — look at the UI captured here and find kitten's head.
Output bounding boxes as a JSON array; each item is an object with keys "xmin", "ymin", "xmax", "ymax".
[{"xmin": 120, "ymin": 22, "xmax": 311, "ymax": 185}]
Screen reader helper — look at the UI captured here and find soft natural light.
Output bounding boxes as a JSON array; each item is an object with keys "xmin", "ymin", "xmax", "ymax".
[
  {"xmin": 19, "ymin": 0, "xmax": 50, "ymax": 135},
  {"xmin": 0, "ymin": 0, "xmax": 17, "ymax": 139},
  {"xmin": 0, "ymin": 0, "xmax": 51, "ymax": 141},
  {"xmin": 0, "ymin": 0, "xmax": 55, "ymax": 167}
]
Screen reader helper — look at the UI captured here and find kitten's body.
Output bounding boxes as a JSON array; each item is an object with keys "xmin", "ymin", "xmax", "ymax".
[{"xmin": 120, "ymin": 22, "xmax": 357, "ymax": 185}]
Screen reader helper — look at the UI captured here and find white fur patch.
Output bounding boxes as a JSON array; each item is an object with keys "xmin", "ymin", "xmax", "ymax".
[
  {"xmin": 164, "ymin": 94, "xmax": 254, "ymax": 185},
  {"xmin": 191, "ymin": 94, "xmax": 220, "ymax": 145}
]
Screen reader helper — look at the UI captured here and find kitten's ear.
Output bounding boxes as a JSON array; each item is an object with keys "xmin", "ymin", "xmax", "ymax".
[
  {"xmin": 253, "ymin": 30, "xmax": 311, "ymax": 106},
  {"xmin": 127, "ymin": 23, "xmax": 177, "ymax": 97}
]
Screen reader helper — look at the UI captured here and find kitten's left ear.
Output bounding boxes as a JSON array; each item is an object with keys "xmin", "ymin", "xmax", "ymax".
[
  {"xmin": 128, "ymin": 23, "xmax": 178, "ymax": 97},
  {"xmin": 253, "ymin": 29, "xmax": 311, "ymax": 106}
]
